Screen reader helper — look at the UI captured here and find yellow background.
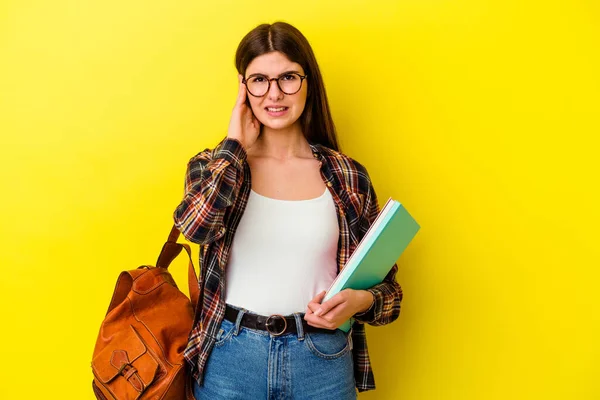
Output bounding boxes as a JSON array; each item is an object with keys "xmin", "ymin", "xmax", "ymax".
[{"xmin": 1, "ymin": 0, "xmax": 598, "ymax": 399}]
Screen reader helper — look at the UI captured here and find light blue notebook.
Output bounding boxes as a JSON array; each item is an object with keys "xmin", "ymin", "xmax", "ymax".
[{"xmin": 323, "ymin": 197, "xmax": 420, "ymax": 332}]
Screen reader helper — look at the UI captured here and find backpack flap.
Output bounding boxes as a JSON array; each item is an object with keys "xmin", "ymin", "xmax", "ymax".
[{"xmin": 92, "ymin": 325, "xmax": 160, "ymax": 398}]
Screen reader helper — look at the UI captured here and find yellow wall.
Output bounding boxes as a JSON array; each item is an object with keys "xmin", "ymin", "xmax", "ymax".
[{"xmin": 1, "ymin": 0, "xmax": 598, "ymax": 398}]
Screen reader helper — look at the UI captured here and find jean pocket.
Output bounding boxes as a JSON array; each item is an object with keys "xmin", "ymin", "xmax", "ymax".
[
  {"xmin": 214, "ymin": 319, "xmax": 236, "ymax": 347},
  {"xmin": 304, "ymin": 330, "xmax": 351, "ymax": 360}
]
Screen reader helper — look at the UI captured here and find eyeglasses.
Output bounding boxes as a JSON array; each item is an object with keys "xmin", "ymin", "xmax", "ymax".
[{"xmin": 242, "ymin": 72, "xmax": 308, "ymax": 97}]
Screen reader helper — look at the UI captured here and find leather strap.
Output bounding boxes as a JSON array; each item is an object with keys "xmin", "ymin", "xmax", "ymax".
[
  {"xmin": 155, "ymin": 225, "xmax": 200, "ymax": 312},
  {"xmin": 224, "ymin": 305, "xmax": 336, "ymax": 335}
]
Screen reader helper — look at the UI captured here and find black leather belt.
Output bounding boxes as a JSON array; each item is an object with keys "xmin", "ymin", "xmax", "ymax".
[{"xmin": 224, "ymin": 304, "xmax": 337, "ymax": 336}]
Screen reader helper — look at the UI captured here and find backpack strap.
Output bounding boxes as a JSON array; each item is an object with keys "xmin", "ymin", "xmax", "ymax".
[{"xmin": 155, "ymin": 225, "xmax": 200, "ymax": 311}]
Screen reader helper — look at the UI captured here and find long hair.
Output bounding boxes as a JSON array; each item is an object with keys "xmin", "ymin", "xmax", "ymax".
[{"xmin": 235, "ymin": 22, "xmax": 340, "ymax": 152}]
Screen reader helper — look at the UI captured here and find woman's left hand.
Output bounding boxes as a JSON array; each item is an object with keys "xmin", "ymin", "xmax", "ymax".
[{"xmin": 304, "ymin": 289, "xmax": 374, "ymax": 330}]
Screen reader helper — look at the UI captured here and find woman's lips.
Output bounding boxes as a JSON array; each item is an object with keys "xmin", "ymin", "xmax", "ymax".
[{"xmin": 265, "ymin": 106, "xmax": 289, "ymax": 117}]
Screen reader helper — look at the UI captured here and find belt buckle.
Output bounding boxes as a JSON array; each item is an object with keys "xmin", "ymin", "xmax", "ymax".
[{"xmin": 265, "ymin": 314, "xmax": 287, "ymax": 336}]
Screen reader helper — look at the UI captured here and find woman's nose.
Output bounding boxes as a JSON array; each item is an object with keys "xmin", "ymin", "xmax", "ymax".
[{"xmin": 267, "ymin": 79, "xmax": 284, "ymax": 100}]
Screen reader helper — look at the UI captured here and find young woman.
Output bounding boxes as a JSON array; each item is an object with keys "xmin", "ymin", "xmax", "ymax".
[{"xmin": 174, "ymin": 21, "xmax": 402, "ymax": 399}]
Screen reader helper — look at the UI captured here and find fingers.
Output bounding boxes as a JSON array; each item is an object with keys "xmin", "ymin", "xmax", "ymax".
[
  {"xmin": 304, "ymin": 309, "xmax": 326, "ymax": 328},
  {"xmin": 236, "ymin": 74, "xmax": 247, "ymax": 108},
  {"xmin": 306, "ymin": 291, "xmax": 326, "ymax": 314},
  {"xmin": 304, "ymin": 290, "xmax": 337, "ymax": 329},
  {"xmin": 307, "ymin": 301, "xmax": 320, "ymax": 314},
  {"xmin": 309, "ymin": 290, "xmax": 327, "ymax": 304},
  {"xmin": 304, "ymin": 306, "xmax": 339, "ymax": 330},
  {"xmin": 314, "ymin": 293, "xmax": 344, "ymax": 317},
  {"xmin": 303, "ymin": 291, "xmax": 352, "ymax": 330}
]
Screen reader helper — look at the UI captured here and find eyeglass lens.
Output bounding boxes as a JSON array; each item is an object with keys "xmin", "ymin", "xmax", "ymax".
[{"xmin": 246, "ymin": 74, "xmax": 303, "ymax": 96}]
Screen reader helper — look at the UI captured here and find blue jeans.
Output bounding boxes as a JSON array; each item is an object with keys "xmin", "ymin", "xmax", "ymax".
[{"xmin": 193, "ymin": 305, "xmax": 357, "ymax": 399}]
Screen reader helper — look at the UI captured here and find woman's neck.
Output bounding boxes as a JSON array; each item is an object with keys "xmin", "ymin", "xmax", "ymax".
[{"xmin": 250, "ymin": 123, "xmax": 312, "ymax": 161}]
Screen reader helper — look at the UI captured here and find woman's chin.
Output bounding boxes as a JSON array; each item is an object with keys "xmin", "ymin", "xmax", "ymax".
[{"xmin": 259, "ymin": 118, "xmax": 297, "ymax": 132}]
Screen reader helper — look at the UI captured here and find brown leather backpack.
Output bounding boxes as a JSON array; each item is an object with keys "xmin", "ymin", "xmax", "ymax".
[{"xmin": 91, "ymin": 225, "xmax": 199, "ymax": 400}]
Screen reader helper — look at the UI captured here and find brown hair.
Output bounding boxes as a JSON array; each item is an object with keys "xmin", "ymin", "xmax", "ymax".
[{"xmin": 235, "ymin": 21, "xmax": 340, "ymax": 152}]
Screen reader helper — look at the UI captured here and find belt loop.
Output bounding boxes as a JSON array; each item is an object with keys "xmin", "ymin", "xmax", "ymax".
[
  {"xmin": 234, "ymin": 308, "xmax": 246, "ymax": 336},
  {"xmin": 293, "ymin": 313, "xmax": 305, "ymax": 341}
]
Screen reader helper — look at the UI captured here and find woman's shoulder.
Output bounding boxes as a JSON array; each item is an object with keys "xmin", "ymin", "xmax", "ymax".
[
  {"xmin": 314, "ymin": 143, "xmax": 370, "ymax": 175},
  {"xmin": 186, "ymin": 137, "xmax": 235, "ymax": 165},
  {"xmin": 187, "ymin": 148, "xmax": 212, "ymax": 163},
  {"xmin": 312, "ymin": 143, "xmax": 373, "ymax": 194}
]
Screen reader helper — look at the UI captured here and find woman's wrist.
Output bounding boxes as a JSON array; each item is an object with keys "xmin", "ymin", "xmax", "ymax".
[{"xmin": 355, "ymin": 290, "xmax": 375, "ymax": 315}]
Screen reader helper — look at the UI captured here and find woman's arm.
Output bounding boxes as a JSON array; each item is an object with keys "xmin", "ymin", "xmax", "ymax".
[
  {"xmin": 173, "ymin": 137, "xmax": 246, "ymax": 245},
  {"xmin": 174, "ymin": 72, "xmax": 260, "ymax": 244},
  {"xmin": 352, "ymin": 180, "xmax": 403, "ymax": 326}
]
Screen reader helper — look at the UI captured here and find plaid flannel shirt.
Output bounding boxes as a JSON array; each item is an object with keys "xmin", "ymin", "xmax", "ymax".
[{"xmin": 173, "ymin": 137, "xmax": 402, "ymax": 392}]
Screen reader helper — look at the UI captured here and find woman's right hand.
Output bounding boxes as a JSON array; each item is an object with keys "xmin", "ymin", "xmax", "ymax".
[{"xmin": 227, "ymin": 74, "xmax": 261, "ymax": 150}]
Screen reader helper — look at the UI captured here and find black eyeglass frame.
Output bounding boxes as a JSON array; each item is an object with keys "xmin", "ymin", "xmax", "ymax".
[{"xmin": 242, "ymin": 72, "xmax": 308, "ymax": 97}]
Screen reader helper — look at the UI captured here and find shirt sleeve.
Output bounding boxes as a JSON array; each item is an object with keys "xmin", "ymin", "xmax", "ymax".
[
  {"xmin": 173, "ymin": 138, "xmax": 246, "ymax": 245},
  {"xmin": 352, "ymin": 179, "xmax": 404, "ymax": 326}
]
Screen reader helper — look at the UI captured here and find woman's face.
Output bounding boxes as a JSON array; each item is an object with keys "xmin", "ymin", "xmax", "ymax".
[{"xmin": 244, "ymin": 51, "xmax": 308, "ymax": 131}]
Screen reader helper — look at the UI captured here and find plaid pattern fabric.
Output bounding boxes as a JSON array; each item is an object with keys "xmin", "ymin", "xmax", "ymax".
[{"xmin": 173, "ymin": 137, "xmax": 402, "ymax": 392}]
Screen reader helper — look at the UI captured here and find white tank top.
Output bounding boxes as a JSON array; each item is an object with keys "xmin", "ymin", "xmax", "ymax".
[{"xmin": 224, "ymin": 187, "xmax": 339, "ymax": 316}]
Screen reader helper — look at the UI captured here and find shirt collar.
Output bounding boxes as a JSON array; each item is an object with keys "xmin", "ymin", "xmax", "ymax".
[{"xmin": 308, "ymin": 141, "xmax": 324, "ymax": 161}]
